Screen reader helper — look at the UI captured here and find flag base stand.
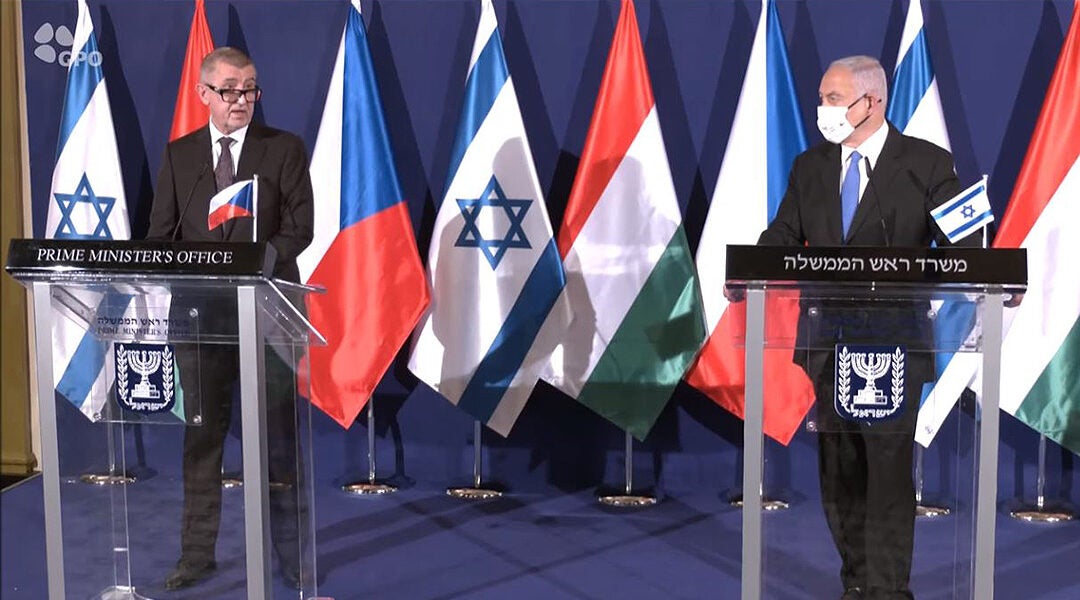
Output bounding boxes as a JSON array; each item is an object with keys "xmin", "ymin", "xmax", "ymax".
[
  {"xmin": 597, "ymin": 493, "xmax": 656, "ymax": 508},
  {"xmin": 913, "ymin": 446, "xmax": 950, "ymax": 518},
  {"xmin": 341, "ymin": 399, "xmax": 397, "ymax": 496},
  {"xmin": 447, "ymin": 486, "xmax": 502, "ymax": 500},
  {"xmin": 222, "ymin": 473, "xmax": 292, "ymax": 491},
  {"xmin": 1009, "ymin": 506, "xmax": 1074, "ymax": 523},
  {"xmin": 597, "ymin": 432, "xmax": 657, "ymax": 507},
  {"xmin": 222, "ymin": 470, "xmax": 243, "ymax": 489},
  {"xmin": 341, "ymin": 480, "xmax": 397, "ymax": 495},
  {"xmin": 91, "ymin": 585, "xmax": 149, "ymax": 600},
  {"xmin": 916, "ymin": 503, "xmax": 951, "ymax": 518},
  {"xmin": 728, "ymin": 494, "xmax": 789, "ymax": 511},
  {"xmin": 79, "ymin": 472, "xmax": 136, "ymax": 486},
  {"xmin": 447, "ymin": 421, "xmax": 501, "ymax": 501},
  {"xmin": 1008, "ymin": 435, "xmax": 1075, "ymax": 523}
]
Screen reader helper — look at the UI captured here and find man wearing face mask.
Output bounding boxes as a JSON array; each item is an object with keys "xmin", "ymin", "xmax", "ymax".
[{"xmin": 747, "ymin": 55, "xmax": 971, "ymax": 600}]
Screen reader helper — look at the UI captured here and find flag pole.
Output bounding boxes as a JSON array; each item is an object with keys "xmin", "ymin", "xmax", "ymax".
[
  {"xmin": 916, "ymin": 175, "xmax": 994, "ymax": 518},
  {"xmin": 252, "ymin": 174, "xmax": 259, "ymax": 243},
  {"xmin": 914, "ymin": 443, "xmax": 949, "ymax": 517},
  {"xmin": 1009, "ymin": 434, "xmax": 1075, "ymax": 522},
  {"xmin": 79, "ymin": 402, "xmax": 136, "ymax": 486},
  {"xmin": 728, "ymin": 456, "xmax": 790, "ymax": 511},
  {"xmin": 341, "ymin": 396, "xmax": 397, "ymax": 495},
  {"xmin": 447, "ymin": 420, "xmax": 502, "ymax": 500},
  {"xmin": 598, "ymin": 430, "xmax": 656, "ymax": 507}
]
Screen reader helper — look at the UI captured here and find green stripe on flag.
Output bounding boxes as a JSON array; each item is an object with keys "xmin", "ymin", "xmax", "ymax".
[
  {"xmin": 1015, "ymin": 314, "xmax": 1080, "ymax": 456},
  {"xmin": 577, "ymin": 228, "xmax": 706, "ymax": 440}
]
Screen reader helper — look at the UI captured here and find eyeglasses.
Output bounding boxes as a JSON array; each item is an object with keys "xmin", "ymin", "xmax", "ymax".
[{"xmin": 203, "ymin": 83, "xmax": 262, "ymax": 104}]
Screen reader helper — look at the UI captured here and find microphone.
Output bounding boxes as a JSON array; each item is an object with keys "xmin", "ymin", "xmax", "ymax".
[
  {"xmin": 862, "ymin": 156, "xmax": 891, "ymax": 247},
  {"xmin": 905, "ymin": 168, "xmax": 936, "ymax": 213},
  {"xmin": 171, "ymin": 161, "xmax": 211, "ymax": 242},
  {"xmin": 905, "ymin": 168, "xmax": 943, "ymax": 240}
]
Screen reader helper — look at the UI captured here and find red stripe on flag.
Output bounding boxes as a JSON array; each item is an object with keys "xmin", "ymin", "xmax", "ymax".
[
  {"xmin": 557, "ymin": 0, "xmax": 654, "ymax": 258},
  {"xmin": 207, "ymin": 204, "xmax": 251, "ymax": 230},
  {"xmin": 995, "ymin": 0, "xmax": 1080, "ymax": 248},
  {"xmin": 686, "ymin": 295, "xmax": 815, "ymax": 445},
  {"xmin": 169, "ymin": 0, "xmax": 214, "ymax": 141},
  {"xmin": 299, "ymin": 202, "xmax": 429, "ymax": 428}
]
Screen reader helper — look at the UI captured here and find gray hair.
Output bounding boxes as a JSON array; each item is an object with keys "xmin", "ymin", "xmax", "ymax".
[
  {"xmin": 829, "ymin": 55, "xmax": 888, "ymax": 107},
  {"xmin": 200, "ymin": 47, "xmax": 255, "ymax": 81}
]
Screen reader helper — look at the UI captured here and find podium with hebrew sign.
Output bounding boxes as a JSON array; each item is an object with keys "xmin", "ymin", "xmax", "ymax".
[
  {"xmin": 725, "ymin": 245, "xmax": 1026, "ymax": 600},
  {"xmin": 6, "ymin": 239, "xmax": 325, "ymax": 600}
]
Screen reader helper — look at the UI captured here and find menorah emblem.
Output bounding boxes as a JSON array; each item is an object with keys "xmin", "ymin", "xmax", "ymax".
[
  {"xmin": 835, "ymin": 345, "xmax": 906, "ymax": 422},
  {"xmin": 128, "ymin": 349, "xmax": 162, "ymax": 400},
  {"xmin": 851, "ymin": 352, "xmax": 891, "ymax": 406}
]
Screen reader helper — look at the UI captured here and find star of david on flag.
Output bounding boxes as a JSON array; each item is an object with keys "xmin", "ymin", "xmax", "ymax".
[
  {"xmin": 930, "ymin": 175, "xmax": 994, "ymax": 244},
  {"xmin": 408, "ymin": 0, "xmax": 567, "ymax": 436},
  {"xmin": 455, "ymin": 176, "xmax": 531, "ymax": 269},
  {"xmin": 45, "ymin": 0, "xmax": 132, "ymax": 419},
  {"xmin": 52, "ymin": 173, "xmax": 116, "ymax": 239}
]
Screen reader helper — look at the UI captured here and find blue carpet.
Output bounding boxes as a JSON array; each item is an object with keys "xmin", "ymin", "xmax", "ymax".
[
  {"xmin": 3, "ymin": 469, "xmax": 1079, "ymax": 599},
  {"xmin": 3, "ymin": 393, "xmax": 1078, "ymax": 599}
]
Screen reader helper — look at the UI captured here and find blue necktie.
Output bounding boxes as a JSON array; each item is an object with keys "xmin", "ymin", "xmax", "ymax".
[{"xmin": 841, "ymin": 150, "xmax": 861, "ymax": 241}]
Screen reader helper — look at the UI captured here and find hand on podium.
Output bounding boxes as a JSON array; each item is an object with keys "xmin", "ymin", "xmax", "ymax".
[{"xmin": 1005, "ymin": 292, "xmax": 1024, "ymax": 308}]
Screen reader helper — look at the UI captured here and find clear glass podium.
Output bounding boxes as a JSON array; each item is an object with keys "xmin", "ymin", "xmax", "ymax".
[
  {"xmin": 725, "ymin": 245, "xmax": 1026, "ymax": 600},
  {"xmin": 6, "ymin": 239, "xmax": 326, "ymax": 600}
]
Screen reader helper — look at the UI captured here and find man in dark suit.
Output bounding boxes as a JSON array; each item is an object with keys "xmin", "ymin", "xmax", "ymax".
[
  {"xmin": 146, "ymin": 46, "xmax": 313, "ymax": 590},
  {"xmin": 747, "ymin": 55, "xmax": 967, "ymax": 600}
]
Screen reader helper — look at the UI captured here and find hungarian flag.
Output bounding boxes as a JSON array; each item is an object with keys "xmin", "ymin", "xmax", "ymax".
[
  {"xmin": 919, "ymin": 0, "xmax": 1080, "ymax": 453},
  {"xmin": 540, "ymin": 0, "xmax": 706, "ymax": 441},
  {"xmin": 170, "ymin": 0, "xmax": 213, "ymax": 141},
  {"xmin": 296, "ymin": 0, "xmax": 429, "ymax": 428},
  {"xmin": 985, "ymin": 0, "xmax": 1080, "ymax": 455},
  {"xmin": 685, "ymin": 0, "xmax": 814, "ymax": 445}
]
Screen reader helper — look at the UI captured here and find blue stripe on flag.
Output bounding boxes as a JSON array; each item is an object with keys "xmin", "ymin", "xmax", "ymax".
[
  {"xmin": 56, "ymin": 31, "xmax": 104, "ymax": 160},
  {"xmin": 231, "ymin": 182, "xmax": 254, "ymax": 211},
  {"xmin": 945, "ymin": 210, "xmax": 994, "ymax": 241},
  {"xmin": 886, "ymin": 29, "xmax": 934, "ymax": 132},
  {"xmin": 932, "ymin": 184, "xmax": 986, "ymax": 218},
  {"xmin": 457, "ymin": 240, "xmax": 566, "ymax": 422},
  {"xmin": 919, "ymin": 298, "xmax": 978, "ymax": 407},
  {"xmin": 443, "ymin": 32, "xmax": 510, "ymax": 199},
  {"xmin": 341, "ymin": 5, "xmax": 405, "ymax": 228},
  {"xmin": 56, "ymin": 293, "xmax": 133, "ymax": 412},
  {"xmin": 764, "ymin": 0, "xmax": 808, "ymax": 221}
]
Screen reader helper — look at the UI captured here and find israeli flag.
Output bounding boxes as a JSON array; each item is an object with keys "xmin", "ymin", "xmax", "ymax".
[
  {"xmin": 930, "ymin": 176, "xmax": 994, "ymax": 243},
  {"xmin": 408, "ymin": 0, "xmax": 566, "ymax": 436},
  {"xmin": 45, "ymin": 0, "xmax": 131, "ymax": 419},
  {"xmin": 886, "ymin": 0, "xmax": 950, "ymax": 151}
]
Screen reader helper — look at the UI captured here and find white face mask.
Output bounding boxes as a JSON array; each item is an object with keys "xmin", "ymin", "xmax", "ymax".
[
  {"xmin": 816, "ymin": 94, "xmax": 869, "ymax": 144},
  {"xmin": 816, "ymin": 105, "xmax": 855, "ymax": 144}
]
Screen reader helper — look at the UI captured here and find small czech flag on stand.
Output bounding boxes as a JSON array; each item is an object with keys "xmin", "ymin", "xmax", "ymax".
[{"xmin": 207, "ymin": 177, "xmax": 257, "ymax": 235}]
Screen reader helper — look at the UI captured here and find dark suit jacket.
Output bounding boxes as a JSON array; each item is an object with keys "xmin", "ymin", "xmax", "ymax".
[
  {"xmin": 759, "ymin": 124, "xmax": 960, "ymax": 248},
  {"xmin": 758, "ymin": 124, "xmax": 971, "ymax": 409},
  {"xmin": 146, "ymin": 123, "xmax": 314, "ymax": 283}
]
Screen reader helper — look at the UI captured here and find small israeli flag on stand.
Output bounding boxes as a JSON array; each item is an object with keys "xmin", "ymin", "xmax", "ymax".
[{"xmin": 930, "ymin": 176, "xmax": 994, "ymax": 243}]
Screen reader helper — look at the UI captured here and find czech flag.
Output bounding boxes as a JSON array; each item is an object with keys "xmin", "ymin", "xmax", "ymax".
[{"xmin": 207, "ymin": 178, "xmax": 255, "ymax": 230}]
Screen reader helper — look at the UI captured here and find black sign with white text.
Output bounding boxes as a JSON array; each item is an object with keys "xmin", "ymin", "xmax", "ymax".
[
  {"xmin": 726, "ymin": 245, "xmax": 1026, "ymax": 287},
  {"xmin": 5, "ymin": 239, "xmax": 277, "ymax": 279}
]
